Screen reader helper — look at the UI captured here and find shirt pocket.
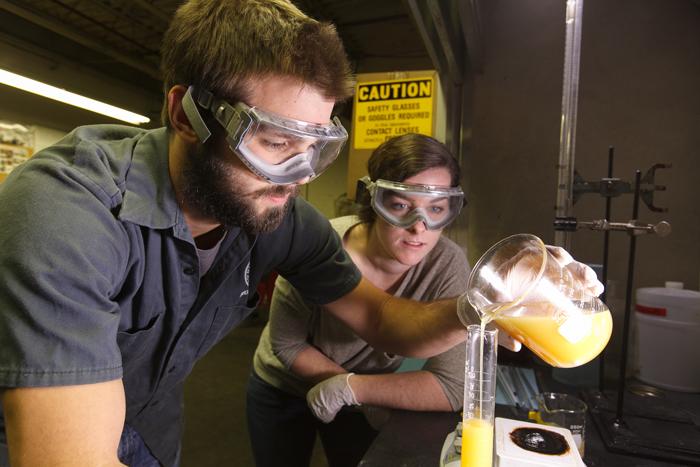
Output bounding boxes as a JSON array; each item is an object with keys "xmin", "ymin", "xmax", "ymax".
[{"xmin": 117, "ymin": 312, "xmax": 163, "ymax": 374}]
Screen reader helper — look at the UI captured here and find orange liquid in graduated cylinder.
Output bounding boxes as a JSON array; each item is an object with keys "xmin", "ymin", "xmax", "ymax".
[
  {"xmin": 461, "ymin": 418, "xmax": 493, "ymax": 467},
  {"xmin": 495, "ymin": 310, "xmax": 613, "ymax": 368}
]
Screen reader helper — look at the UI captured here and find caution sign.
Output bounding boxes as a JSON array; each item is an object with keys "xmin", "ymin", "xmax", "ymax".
[{"xmin": 353, "ymin": 77, "xmax": 434, "ymax": 149}]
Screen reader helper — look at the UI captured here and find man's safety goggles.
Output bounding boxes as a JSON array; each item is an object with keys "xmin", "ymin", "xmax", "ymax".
[
  {"xmin": 360, "ymin": 176, "xmax": 465, "ymax": 230},
  {"xmin": 182, "ymin": 86, "xmax": 348, "ymax": 185}
]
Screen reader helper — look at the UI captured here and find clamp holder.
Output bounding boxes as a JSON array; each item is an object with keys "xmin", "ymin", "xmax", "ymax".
[
  {"xmin": 572, "ymin": 163, "xmax": 671, "ymax": 212},
  {"xmin": 554, "ymin": 217, "xmax": 671, "ymax": 237}
]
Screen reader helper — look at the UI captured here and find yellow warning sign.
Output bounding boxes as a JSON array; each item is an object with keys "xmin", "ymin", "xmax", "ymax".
[{"xmin": 353, "ymin": 77, "xmax": 434, "ymax": 149}]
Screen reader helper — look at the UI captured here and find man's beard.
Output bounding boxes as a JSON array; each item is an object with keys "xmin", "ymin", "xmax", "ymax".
[{"xmin": 181, "ymin": 143, "xmax": 298, "ymax": 234}]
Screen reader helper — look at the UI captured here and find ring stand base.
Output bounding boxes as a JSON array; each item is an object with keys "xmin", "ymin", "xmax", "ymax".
[{"xmin": 582, "ymin": 388, "xmax": 700, "ymax": 465}]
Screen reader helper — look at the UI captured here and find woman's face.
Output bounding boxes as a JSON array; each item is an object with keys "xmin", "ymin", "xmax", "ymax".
[{"xmin": 373, "ymin": 166, "xmax": 452, "ymax": 267}]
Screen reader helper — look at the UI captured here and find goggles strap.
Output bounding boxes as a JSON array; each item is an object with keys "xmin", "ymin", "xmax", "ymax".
[
  {"xmin": 355, "ymin": 176, "xmax": 373, "ymax": 203},
  {"xmin": 182, "ymin": 86, "xmax": 212, "ymax": 144}
]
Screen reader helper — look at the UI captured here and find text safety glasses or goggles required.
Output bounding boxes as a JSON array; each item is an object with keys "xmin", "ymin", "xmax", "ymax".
[
  {"xmin": 360, "ymin": 176, "xmax": 465, "ymax": 230},
  {"xmin": 181, "ymin": 86, "xmax": 348, "ymax": 185}
]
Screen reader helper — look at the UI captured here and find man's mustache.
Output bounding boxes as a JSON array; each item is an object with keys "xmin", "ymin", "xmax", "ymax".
[{"xmin": 252, "ymin": 184, "xmax": 299, "ymax": 199}]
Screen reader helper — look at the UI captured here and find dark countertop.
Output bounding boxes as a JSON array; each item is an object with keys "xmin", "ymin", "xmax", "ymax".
[
  {"xmin": 359, "ymin": 406, "xmax": 689, "ymax": 466},
  {"xmin": 359, "ymin": 367, "xmax": 699, "ymax": 466}
]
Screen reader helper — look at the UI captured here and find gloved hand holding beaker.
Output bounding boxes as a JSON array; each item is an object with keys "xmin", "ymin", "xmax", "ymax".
[
  {"xmin": 459, "ymin": 234, "xmax": 611, "ymax": 368},
  {"xmin": 545, "ymin": 245, "xmax": 604, "ymax": 297}
]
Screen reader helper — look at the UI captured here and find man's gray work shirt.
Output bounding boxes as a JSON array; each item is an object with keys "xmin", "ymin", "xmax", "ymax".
[{"xmin": 0, "ymin": 125, "xmax": 361, "ymax": 466}]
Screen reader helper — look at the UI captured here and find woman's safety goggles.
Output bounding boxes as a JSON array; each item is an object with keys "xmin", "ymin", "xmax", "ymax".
[
  {"xmin": 182, "ymin": 86, "xmax": 348, "ymax": 185},
  {"xmin": 360, "ymin": 176, "xmax": 465, "ymax": 230}
]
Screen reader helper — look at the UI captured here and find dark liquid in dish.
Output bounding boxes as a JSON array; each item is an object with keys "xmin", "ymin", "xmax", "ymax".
[{"xmin": 509, "ymin": 427, "xmax": 569, "ymax": 455}]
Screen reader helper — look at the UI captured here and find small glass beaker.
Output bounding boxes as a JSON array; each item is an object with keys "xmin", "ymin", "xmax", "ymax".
[
  {"xmin": 467, "ymin": 233, "xmax": 613, "ymax": 368},
  {"xmin": 461, "ymin": 324, "xmax": 497, "ymax": 467},
  {"xmin": 529, "ymin": 392, "xmax": 588, "ymax": 456}
]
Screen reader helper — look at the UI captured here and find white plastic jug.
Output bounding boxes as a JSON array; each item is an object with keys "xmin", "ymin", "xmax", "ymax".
[{"xmin": 635, "ymin": 283, "xmax": 700, "ymax": 392}]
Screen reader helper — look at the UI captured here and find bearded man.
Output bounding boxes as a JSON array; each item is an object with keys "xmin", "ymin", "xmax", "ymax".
[{"xmin": 0, "ymin": 1, "xmax": 599, "ymax": 466}]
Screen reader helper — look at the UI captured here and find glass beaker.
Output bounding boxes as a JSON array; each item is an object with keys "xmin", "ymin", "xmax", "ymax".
[
  {"xmin": 461, "ymin": 324, "xmax": 497, "ymax": 467},
  {"xmin": 529, "ymin": 392, "xmax": 588, "ymax": 457},
  {"xmin": 467, "ymin": 233, "xmax": 613, "ymax": 368}
]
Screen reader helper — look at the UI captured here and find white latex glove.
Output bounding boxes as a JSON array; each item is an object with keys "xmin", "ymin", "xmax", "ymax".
[
  {"xmin": 457, "ymin": 294, "xmax": 522, "ymax": 352},
  {"xmin": 456, "ymin": 244, "xmax": 602, "ymax": 352},
  {"xmin": 545, "ymin": 245, "xmax": 604, "ymax": 297},
  {"xmin": 306, "ymin": 373, "xmax": 360, "ymax": 423}
]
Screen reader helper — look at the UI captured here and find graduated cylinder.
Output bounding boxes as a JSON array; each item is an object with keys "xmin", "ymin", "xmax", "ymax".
[{"xmin": 461, "ymin": 324, "xmax": 497, "ymax": 467}]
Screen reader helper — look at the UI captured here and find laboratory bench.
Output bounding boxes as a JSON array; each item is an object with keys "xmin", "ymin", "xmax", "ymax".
[{"xmin": 360, "ymin": 363, "xmax": 700, "ymax": 467}]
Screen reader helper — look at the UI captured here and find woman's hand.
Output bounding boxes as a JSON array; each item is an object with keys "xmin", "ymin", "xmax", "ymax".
[
  {"xmin": 306, "ymin": 373, "xmax": 359, "ymax": 423},
  {"xmin": 545, "ymin": 245, "xmax": 604, "ymax": 296}
]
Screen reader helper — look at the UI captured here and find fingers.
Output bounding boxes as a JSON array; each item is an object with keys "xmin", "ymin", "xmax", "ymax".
[
  {"xmin": 495, "ymin": 326, "xmax": 522, "ymax": 352},
  {"xmin": 545, "ymin": 245, "xmax": 574, "ymax": 267},
  {"xmin": 546, "ymin": 245, "xmax": 604, "ymax": 297},
  {"xmin": 306, "ymin": 373, "xmax": 358, "ymax": 424},
  {"xmin": 306, "ymin": 378, "xmax": 340, "ymax": 423},
  {"xmin": 566, "ymin": 261, "xmax": 604, "ymax": 296}
]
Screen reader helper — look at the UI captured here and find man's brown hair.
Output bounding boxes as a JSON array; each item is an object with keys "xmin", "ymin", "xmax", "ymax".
[{"xmin": 160, "ymin": 0, "xmax": 354, "ymax": 125}]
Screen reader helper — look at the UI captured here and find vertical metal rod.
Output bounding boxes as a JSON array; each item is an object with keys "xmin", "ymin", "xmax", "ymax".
[
  {"xmin": 598, "ymin": 146, "xmax": 614, "ymax": 391},
  {"xmin": 554, "ymin": 0, "xmax": 585, "ymax": 249},
  {"xmin": 615, "ymin": 170, "xmax": 642, "ymax": 421}
]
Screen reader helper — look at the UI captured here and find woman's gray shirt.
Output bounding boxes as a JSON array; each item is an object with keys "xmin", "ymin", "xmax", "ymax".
[{"xmin": 253, "ymin": 215, "xmax": 471, "ymax": 410}]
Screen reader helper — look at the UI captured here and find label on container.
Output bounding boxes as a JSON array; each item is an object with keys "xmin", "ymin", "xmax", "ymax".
[{"xmin": 635, "ymin": 304, "xmax": 667, "ymax": 317}]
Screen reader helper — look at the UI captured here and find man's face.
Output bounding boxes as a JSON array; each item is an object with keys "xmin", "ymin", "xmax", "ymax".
[{"xmin": 181, "ymin": 77, "xmax": 335, "ymax": 234}]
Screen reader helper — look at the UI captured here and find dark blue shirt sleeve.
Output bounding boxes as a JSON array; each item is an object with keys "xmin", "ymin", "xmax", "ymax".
[
  {"xmin": 0, "ymin": 146, "xmax": 127, "ymax": 387},
  {"xmin": 268, "ymin": 198, "xmax": 361, "ymax": 305}
]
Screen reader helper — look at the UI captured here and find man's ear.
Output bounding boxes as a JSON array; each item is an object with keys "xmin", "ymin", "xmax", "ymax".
[{"xmin": 167, "ymin": 85, "xmax": 199, "ymax": 144}]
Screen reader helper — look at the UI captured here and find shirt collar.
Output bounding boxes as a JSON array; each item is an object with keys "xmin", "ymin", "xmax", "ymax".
[{"xmin": 119, "ymin": 127, "xmax": 183, "ymax": 232}]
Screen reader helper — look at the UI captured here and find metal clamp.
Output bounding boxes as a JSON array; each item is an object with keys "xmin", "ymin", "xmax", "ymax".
[
  {"xmin": 572, "ymin": 163, "xmax": 671, "ymax": 212},
  {"xmin": 554, "ymin": 217, "xmax": 672, "ymax": 237}
]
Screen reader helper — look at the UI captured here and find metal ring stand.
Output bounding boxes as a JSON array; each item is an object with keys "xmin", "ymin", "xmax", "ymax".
[{"xmin": 554, "ymin": 150, "xmax": 699, "ymax": 465}]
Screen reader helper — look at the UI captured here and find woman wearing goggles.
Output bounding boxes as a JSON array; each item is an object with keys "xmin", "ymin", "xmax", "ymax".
[
  {"xmin": 248, "ymin": 134, "xmax": 470, "ymax": 467},
  {"xmin": 359, "ymin": 177, "xmax": 465, "ymax": 231}
]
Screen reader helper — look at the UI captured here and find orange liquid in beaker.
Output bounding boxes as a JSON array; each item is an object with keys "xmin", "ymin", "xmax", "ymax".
[
  {"xmin": 461, "ymin": 418, "xmax": 493, "ymax": 467},
  {"xmin": 494, "ymin": 308, "xmax": 613, "ymax": 368}
]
